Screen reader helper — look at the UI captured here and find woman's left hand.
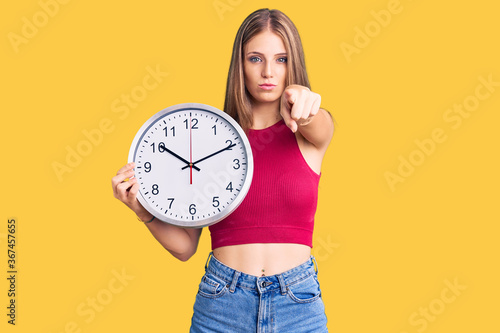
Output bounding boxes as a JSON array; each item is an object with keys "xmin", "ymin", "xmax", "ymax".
[{"xmin": 280, "ymin": 84, "xmax": 321, "ymax": 133}]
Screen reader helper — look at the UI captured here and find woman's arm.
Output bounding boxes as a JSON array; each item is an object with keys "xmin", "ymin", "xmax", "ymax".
[
  {"xmin": 142, "ymin": 218, "xmax": 202, "ymax": 262},
  {"xmin": 280, "ymin": 85, "xmax": 334, "ymax": 151},
  {"xmin": 112, "ymin": 162, "xmax": 202, "ymax": 262}
]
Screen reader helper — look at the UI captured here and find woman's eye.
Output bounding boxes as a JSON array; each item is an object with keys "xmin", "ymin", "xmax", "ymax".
[
  {"xmin": 277, "ymin": 57, "xmax": 287, "ymax": 63},
  {"xmin": 249, "ymin": 56, "xmax": 261, "ymax": 62}
]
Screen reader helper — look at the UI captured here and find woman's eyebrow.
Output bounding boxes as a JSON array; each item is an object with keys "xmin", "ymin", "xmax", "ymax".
[{"xmin": 246, "ymin": 51, "xmax": 288, "ymax": 56}]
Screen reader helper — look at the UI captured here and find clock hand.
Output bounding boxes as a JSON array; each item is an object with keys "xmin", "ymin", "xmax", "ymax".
[
  {"xmin": 181, "ymin": 143, "xmax": 236, "ymax": 170},
  {"xmin": 161, "ymin": 145, "xmax": 201, "ymax": 171},
  {"xmin": 189, "ymin": 114, "xmax": 193, "ymax": 184}
]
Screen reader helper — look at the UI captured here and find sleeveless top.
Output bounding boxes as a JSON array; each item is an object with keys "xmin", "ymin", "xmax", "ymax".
[{"xmin": 209, "ymin": 120, "xmax": 321, "ymax": 249}]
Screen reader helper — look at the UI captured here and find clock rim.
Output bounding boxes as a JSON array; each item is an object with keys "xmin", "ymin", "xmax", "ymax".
[{"xmin": 127, "ymin": 103, "xmax": 254, "ymax": 228}]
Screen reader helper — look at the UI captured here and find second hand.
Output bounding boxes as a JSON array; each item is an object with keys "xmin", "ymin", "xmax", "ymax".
[{"xmin": 189, "ymin": 113, "xmax": 193, "ymax": 185}]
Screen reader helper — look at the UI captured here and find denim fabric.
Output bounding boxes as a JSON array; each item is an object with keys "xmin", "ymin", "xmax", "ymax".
[{"xmin": 190, "ymin": 253, "xmax": 328, "ymax": 332}]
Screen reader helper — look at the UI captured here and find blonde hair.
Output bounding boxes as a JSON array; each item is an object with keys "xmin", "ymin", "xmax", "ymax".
[{"xmin": 224, "ymin": 9, "xmax": 310, "ymax": 131}]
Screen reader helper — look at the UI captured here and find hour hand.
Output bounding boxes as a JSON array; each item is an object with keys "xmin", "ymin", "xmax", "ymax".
[{"xmin": 161, "ymin": 145, "xmax": 201, "ymax": 171}]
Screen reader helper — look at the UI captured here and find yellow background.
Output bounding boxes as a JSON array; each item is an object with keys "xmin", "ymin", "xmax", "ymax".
[{"xmin": 1, "ymin": 0, "xmax": 499, "ymax": 332}]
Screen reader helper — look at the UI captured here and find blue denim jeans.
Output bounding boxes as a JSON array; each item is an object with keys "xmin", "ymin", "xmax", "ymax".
[{"xmin": 190, "ymin": 252, "xmax": 328, "ymax": 332}]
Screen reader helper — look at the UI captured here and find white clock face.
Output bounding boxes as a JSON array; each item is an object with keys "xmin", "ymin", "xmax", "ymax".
[{"xmin": 128, "ymin": 103, "xmax": 253, "ymax": 228}]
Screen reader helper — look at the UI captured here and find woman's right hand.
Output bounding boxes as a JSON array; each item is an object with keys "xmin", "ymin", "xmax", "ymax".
[
  {"xmin": 111, "ymin": 162, "xmax": 202, "ymax": 261},
  {"xmin": 111, "ymin": 162, "xmax": 152, "ymax": 220}
]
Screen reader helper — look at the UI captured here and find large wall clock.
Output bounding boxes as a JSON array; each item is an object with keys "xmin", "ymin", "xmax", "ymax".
[{"xmin": 128, "ymin": 103, "xmax": 253, "ymax": 228}]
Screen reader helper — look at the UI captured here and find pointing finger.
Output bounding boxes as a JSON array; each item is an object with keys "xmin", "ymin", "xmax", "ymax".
[
  {"xmin": 290, "ymin": 94, "xmax": 306, "ymax": 121},
  {"xmin": 280, "ymin": 104, "xmax": 297, "ymax": 133}
]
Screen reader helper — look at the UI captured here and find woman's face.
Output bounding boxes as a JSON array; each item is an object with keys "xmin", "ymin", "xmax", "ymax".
[{"xmin": 243, "ymin": 30, "xmax": 288, "ymax": 106}]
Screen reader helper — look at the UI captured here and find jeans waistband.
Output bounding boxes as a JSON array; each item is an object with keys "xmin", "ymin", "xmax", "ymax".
[{"xmin": 204, "ymin": 252, "xmax": 318, "ymax": 294}]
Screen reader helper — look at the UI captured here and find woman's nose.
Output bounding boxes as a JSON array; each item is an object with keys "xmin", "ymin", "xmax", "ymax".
[{"xmin": 262, "ymin": 62, "xmax": 273, "ymax": 78}]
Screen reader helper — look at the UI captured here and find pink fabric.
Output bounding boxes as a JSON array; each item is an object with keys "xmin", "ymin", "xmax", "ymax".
[{"xmin": 209, "ymin": 120, "xmax": 321, "ymax": 249}]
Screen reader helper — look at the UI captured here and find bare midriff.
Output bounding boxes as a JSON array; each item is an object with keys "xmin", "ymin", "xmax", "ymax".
[{"xmin": 213, "ymin": 243, "xmax": 311, "ymax": 277}]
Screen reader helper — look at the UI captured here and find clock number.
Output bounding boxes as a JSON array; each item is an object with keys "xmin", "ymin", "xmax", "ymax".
[
  {"xmin": 164, "ymin": 126, "xmax": 175, "ymax": 137},
  {"xmin": 233, "ymin": 159, "xmax": 240, "ymax": 170},
  {"xmin": 212, "ymin": 196, "xmax": 220, "ymax": 207},
  {"xmin": 184, "ymin": 118, "xmax": 199, "ymax": 129},
  {"xmin": 151, "ymin": 142, "xmax": 167, "ymax": 153},
  {"xmin": 212, "ymin": 125, "xmax": 216, "ymax": 135},
  {"xmin": 167, "ymin": 198, "xmax": 174, "ymax": 209},
  {"xmin": 189, "ymin": 204, "xmax": 197, "ymax": 215},
  {"xmin": 152, "ymin": 184, "xmax": 159, "ymax": 195},
  {"xmin": 226, "ymin": 182, "xmax": 233, "ymax": 192},
  {"xmin": 144, "ymin": 162, "xmax": 152, "ymax": 173},
  {"xmin": 158, "ymin": 142, "xmax": 167, "ymax": 153},
  {"xmin": 225, "ymin": 139, "xmax": 232, "ymax": 147}
]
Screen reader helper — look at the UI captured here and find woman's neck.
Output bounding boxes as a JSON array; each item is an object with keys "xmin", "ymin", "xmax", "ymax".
[{"xmin": 250, "ymin": 100, "xmax": 282, "ymax": 130}]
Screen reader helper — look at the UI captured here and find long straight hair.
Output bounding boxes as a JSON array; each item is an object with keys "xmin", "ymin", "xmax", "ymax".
[{"xmin": 224, "ymin": 9, "xmax": 310, "ymax": 131}]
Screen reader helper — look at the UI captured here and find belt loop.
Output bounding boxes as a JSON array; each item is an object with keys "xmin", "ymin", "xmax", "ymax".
[
  {"xmin": 229, "ymin": 271, "xmax": 240, "ymax": 293},
  {"xmin": 277, "ymin": 274, "xmax": 287, "ymax": 295},
  {"xmin": 311, "ymin": 255, "xmax": 318, "ymax": 274},
  {"xmin": 205, "ymin": 252, "xmax": 213, "ymax": 271}
]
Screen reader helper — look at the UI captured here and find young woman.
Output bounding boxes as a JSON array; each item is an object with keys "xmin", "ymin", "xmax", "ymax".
[{"xmin": 112, "ymin": 8, "xmax": 334, "ymax": 332}]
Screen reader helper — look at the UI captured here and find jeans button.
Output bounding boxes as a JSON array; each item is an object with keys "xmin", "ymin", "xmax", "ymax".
[{"xmin": 260, "ymin": 281, "xmax": 266, "ymax": 288}]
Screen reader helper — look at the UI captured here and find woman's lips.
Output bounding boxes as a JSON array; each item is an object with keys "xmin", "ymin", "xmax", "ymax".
[{"xmin": 259, "ymin": 84, "xmax": 276, "ymax": 90}]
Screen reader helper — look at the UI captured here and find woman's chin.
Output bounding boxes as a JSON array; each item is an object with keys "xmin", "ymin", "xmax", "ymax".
[{"xmin": 253, "ymin": 94, "xmax": 281, "ymax": 104}]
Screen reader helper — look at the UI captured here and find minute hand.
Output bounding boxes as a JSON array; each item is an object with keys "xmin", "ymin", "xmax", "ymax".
[{"xmin": 182, "ymin": 143, "xmax": 236, "ymax": 170}]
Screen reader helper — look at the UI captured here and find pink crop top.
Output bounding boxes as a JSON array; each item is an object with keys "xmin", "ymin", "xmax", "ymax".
[{"xmin": 209, "ymin": 119, "xmax": 321, "ymax": 249}]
